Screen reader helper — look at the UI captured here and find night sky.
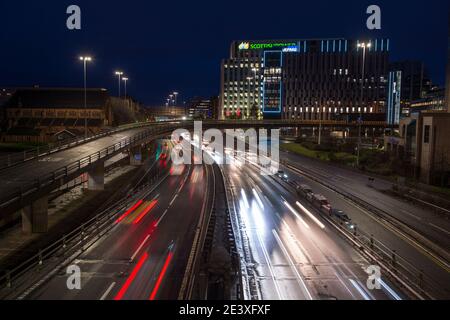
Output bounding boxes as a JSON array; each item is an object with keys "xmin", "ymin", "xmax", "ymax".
[{"xmin": 0, "ymin": 0, "xmax": 449, "ymax": 105}]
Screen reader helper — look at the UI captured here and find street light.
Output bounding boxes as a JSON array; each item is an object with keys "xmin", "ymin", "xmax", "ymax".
[
  {"xmin": 79, "ymin": 56, "xmax": 92, "ymax": 138},
  {"xmin": 115, "ymin": 71, "xmax": 123, "ymax": 98},
  {"xmin": 356, "ymin": 41, "xmax": 372, "ymax": 167},
  {"xmin": 173, "ymin": 92, "xmax": 179, "ymax": 106},
  {"xmin": 122, "ymin": 77, "xmax": 129, "ymax": 99}
]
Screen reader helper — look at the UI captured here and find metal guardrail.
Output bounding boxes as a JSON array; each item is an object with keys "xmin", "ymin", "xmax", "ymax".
[
  {"xmin": 0, "ymin": 122, "xmax": 188, "ymax": 212},
  {"xmin": 202, "ymin": 120, "xmax": 390, "ymax": 127},
  {"xmin": 283, "ymin": 160, "xmax": 449, "ymax": 299},
  {"xmin": 0, "ymin": 165, "xmax": 170, "ymax": 295},
  {"xmin": 0, "ymin": 119, "xmax": 390, "ymax": 171}
]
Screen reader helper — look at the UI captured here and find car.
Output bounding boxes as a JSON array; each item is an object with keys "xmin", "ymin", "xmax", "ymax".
[
  {"xmin": 331, "ymin": 209, "xmax": 355, "ymax": 229},
  {"xmin": 297, "ymin": 184, "xmax": 313, "ymax": 197},
  {"xmin": 276, "ymin": 170, "xmax": 289, "ymax": 182}
]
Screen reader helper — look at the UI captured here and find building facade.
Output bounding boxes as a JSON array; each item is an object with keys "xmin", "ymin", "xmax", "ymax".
[
  {"xmin": 1, "ymin": 88, "xmax": 113, "ymax": 142},
  {"xmin": 186, "ymin": 97, "xmax": 218, "ymax": 119},
  {"xmin": 221, "ymin": 38, "xmax": 390, "ymax": 121},
  {"xmin": 389, "ymin": 61, "xmax": 432, "ymax": 118}
]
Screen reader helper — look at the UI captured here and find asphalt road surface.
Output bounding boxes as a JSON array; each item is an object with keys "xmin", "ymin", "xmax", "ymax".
[
  {"xmin": 24, "ymin": 152, "xmax": 211, "ymax": 300},
  {"xmin": 280, "ymin": 149, "xmax": 450, "ymax": 299},
  {"xmin": 218, "ymin": 148, "xmax": 401, "ymax": 300}
]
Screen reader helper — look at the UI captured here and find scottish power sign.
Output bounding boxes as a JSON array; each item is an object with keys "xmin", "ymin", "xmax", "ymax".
[{"xmin": 238, "ymin": 41, "xmax": 298, "ymax": 51}]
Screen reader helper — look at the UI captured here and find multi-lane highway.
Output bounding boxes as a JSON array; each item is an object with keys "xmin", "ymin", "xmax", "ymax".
[
  {"xmin": 1, "ymin": 130, "xmax": 449, "ymax": 300},
  {"xmin": 219, "ymin": 148, "xmax": 402, "ymax": 300},
  {"xmin": 10, "ymin": 142, "xmax": 212, "ymax": 300},
  {"xmin": 279, "ymin": 149, "xmax": 450, "ymax": 299}
]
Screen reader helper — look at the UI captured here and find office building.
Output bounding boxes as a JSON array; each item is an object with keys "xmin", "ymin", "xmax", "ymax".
[
  {"xmin": 389, "ymin": 61, "xmax": 432, "ymax": 117},
  {"xmin": 186, "ymin": 97, "xmax": 218, "ymax": 119},
  {"xmin": 221, "ymin": 38, "xmax": 390, "ymax": 121},
  {"xmin": 387, "ymin": 71, "xmax": 402, "ymax": 125},
  {"xmin": 446, "ymin": 14, "xmax": 450, "ymax": 112}
]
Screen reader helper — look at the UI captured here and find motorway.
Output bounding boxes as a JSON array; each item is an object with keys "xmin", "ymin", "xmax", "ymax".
[
  {"xmin": 18, "ymin": 142, "xmax": 212, "ymax": 300},
  {"xmin": 279, "ymin": 149, "xmax": 450, "ymax": 299},
  {"xmin": 280, "ymin": 152, "xmax": 450, "ymax": 299},
  {"xmin": 213, "ymin": 145, "xmax": 401, "ymax": 300},
  {"xmin": 2, "ymin": 130, "xmax": 449, "ymax": 300},
  {"xmin": 282, "ymin": 150, "xmax": 450, "ymax": 250}
]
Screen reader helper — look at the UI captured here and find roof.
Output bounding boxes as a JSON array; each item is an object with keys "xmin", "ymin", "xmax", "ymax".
[{"xmin": 3, "ymin": 88, "xmax": 109, "ymax": 110}]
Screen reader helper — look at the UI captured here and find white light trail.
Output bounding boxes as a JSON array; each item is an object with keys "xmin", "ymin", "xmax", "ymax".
[
  {"xmin": 283, "ymin": 201, "xmax": 310, "ymax": 229},
  {"xmin": 296, "ymin": 202, "xmax": 325, "ymax": 229}
]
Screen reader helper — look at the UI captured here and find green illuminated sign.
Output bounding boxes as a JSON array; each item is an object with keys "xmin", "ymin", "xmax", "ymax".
[{"xmin": 238, "ymin": 42, "xmax": 297, "ymax": 50}]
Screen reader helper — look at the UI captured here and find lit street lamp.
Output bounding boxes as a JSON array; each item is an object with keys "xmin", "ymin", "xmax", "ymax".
[
  {"xmin": 122, "ymin": 77, "xmax": 129, "ymax": 99},
  {"xmin": 356, "ymin": 41, "xmax": 371, "ymax": 167},
  {"xmin": 79, "ymin": 56, "xmax": 92, "ymax": 138},
  {"xmin": 173, "ymin": 92, "xmax": 179, "ymax": 106},
  {"xmin": 115, "ymin": 71, "xmax": 123, "ymax": 98}
]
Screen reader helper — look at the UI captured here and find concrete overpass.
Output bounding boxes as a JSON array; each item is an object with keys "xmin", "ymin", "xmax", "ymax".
[{"xmin": 0, "ymin": 119, "xmax": 393, "ymax": 233}]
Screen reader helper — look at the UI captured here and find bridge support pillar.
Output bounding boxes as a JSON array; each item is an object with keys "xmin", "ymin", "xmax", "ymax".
[
  {"xmin": 22, "ymin": 195, "xmax": 48, "ymax": 234},
  {"xmin": 130, "ymin": 146, "xmax": 143, "ymax": 166},
  {"xmin": 88, "ymin": 162, "xmax": 105, "ymax": 191}
]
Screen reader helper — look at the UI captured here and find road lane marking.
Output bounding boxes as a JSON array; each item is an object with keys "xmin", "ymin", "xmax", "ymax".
[
  {"xmin": 130, "ymin": 234, "xmax": 151, "ymax": 262},
  {"xmin": 169, "ymin": 194, "xmax": 178, "ymax": 206},
  {"xmin": 272, "ymin": 229, "xmax": 313, "ymax": 300},
  {"xmin": 285, "ymin": 162, "xmax": 450, "ymax": 273},
  {"xmin": 100, "ymin": 282, "xmax": 116, "ymax": 300},
  {"xmin": 429, "ymin": 223, "xmax": 450, "ymax": 236},
  {"xmin": 155, "ymin": 209, "xmax": 169, "ymax": 227},
  {"xmin": 256, "ymin": 231, "xmax": 283, "ymax": 300},
  {"xmin": 401, "ymin": 210, "xmax": 422, "ymax": 221}
]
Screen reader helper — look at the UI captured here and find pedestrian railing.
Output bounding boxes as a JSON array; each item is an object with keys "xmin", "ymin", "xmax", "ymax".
[
  {"xmin": 0, "ymin": 120, "xmax": 181, "ymax": 171},
  {"xmin": 0, "ymin": 122, "xmax": 189, "ymax": 211}
]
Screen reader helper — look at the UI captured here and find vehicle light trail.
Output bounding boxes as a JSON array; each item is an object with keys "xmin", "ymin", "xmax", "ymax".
[
  {"xmin": 252, "ymin": 188, "xmax": 265, "ymax": 210},
  {"xmin": 283, "ymin": 201, "xmax": 310, "ymax": 229},
  {"xmin": 149, "ymin": 252, "xmax": 173, "ymax": 300},
  {"xmin": 349, "ymin": 279, "xmax": 371, "ymax": 300},
  {"xmin": 133, "ymin": 200, "xmax": 158, "ymax": 224},
  {"xmin": 380, "ymin": 279, "xmax": 402, "ymax": 300},
  {"xmin": 114, "ymin": 252, "xmax": 149, "ymax": 300},
  {"xmin": 116, "ymin": 199, "xmax": 144, "ymax": 224},
  {"xmin": 296, "ymin": 201, "xmax": 325, "ymax": 229},
  {"xmin": 241, "ymin": 189, "xmax": 250, "ymax": 209}
]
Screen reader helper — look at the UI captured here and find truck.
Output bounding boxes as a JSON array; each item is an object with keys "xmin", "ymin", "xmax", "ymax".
[{"xmin": 310, "ymin": 194, "xmax": 331, "ymax": 214}]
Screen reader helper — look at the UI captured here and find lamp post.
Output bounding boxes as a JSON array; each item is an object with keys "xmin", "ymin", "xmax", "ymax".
[
  {"xmin": 122, "ymin": 77, "xmax": 129, "ymax": 99},
  {"xmin": 356, "ymin": 41, "xmax": 371, "ymax": 167},
  {"xmin": 115, "ymin": 71, "xmax": 123, "ymax": 98},
  {"xmin": 173, "ymin": 92, "xmax": 179, "ymax": 107},
  {"xmin": 318, "ymin": 106, "xmax": 323, "ymax": 145},
  {"xmin": 79, "ymin": 56, "xmax": 92, "ymax": 138}
]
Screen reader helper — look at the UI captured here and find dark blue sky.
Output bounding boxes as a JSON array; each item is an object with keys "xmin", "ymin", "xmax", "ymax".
[{"xmin": 0, "ymin": 0, "xmax": 449, "ymax": 105}]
